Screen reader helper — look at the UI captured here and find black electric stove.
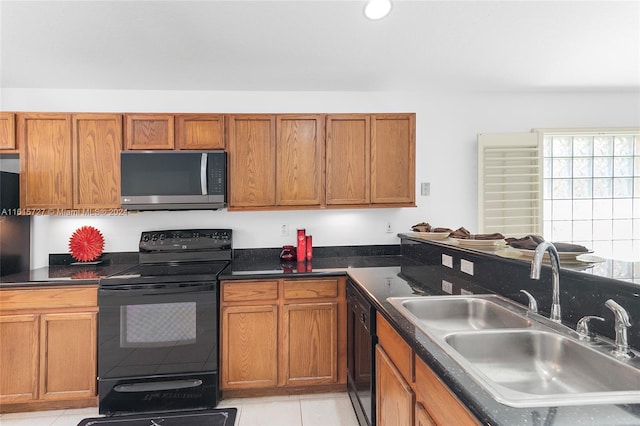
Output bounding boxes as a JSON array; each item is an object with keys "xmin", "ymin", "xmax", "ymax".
[{"xmin": 98, "ymin": 229, "xmax": 232, "ymax": 416}]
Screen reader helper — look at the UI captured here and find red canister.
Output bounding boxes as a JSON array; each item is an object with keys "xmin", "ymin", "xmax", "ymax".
[
  {"xmin": 297, "ymin": 229, "xmax": 306, "ymax": 262},
  {"xmin": 306, "ymin": 235, "xmax": 313, "ymax": 260}
]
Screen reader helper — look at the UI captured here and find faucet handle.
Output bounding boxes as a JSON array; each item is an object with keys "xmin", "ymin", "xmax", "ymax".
[
  {"xmin": 605, "ymin": 299, "xmax": 632, "ymax": 326},
  {"xmin": 519, "ymin": 290, "xmax": 538, "ymax": 313},
  {"xmin": 576, "ymin": 315, "xmax": 604, "ymax": 341}
]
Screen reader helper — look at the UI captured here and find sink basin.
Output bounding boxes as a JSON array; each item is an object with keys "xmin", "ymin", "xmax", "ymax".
[
  {"xmin": 445, "ymin": 330, "xmax": 640, "ymax": 406},
  {"xmin": 387, "ymin": 295, "xmax": 531, "ymax": 331},
  {"xmin": 386, "ymin": 294, "xmax": 640, "ymax": 407}
]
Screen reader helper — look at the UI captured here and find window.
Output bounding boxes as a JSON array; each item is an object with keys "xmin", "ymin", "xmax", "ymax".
[{"xmin": 478, "ymin": 128, "xmax": 640, "ymax": 261}]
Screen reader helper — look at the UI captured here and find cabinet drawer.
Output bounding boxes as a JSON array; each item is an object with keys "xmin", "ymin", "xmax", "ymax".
[
  {"xmin": 221, "ymin": 281, "xmax": 279, "ymax": 303},
  {"xmin": 377, "ymin": 312, "xmax": 413, "ymax": 381},
  {"xmin": 283, "ymin": 279, "xmax": 338, "ymax": 300},
  {"xmin": 0, "ymin": 286, "xmax": 97, "ymax": 312}
]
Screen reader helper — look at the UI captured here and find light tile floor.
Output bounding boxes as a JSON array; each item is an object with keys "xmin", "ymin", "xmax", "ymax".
[{"xmin": 0, "ymin": 392, "xmax": 359, "ymax": 426}]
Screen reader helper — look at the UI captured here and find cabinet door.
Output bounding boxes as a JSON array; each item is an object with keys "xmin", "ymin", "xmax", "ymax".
[
  {"xmin": 0, "ymin": 314, "xmax": 39, "ymax": 403},
  {"xmin": 415, "ymin": 402, "xmax": 437, "ymax": 426},
  {"xmin": 40, "ymin": 312, "xmax": 97, "ymax": 400},
  {"xmin": 0, "ymin": 112, "xmax": 16, "ymax": 151},
  {"xmin": 370, "ymin": 114, "xmax": 415, "ymax": 205},
  {"xmin": 375, "ymin": 345, "xmax": 414, "ymax": 426},
  {"xmin": 175, "ymin": 114, "xmax": 224, "ymax": 150},
  {"xmin": 221, "ymin": 305, "xmax": 278, "ymax": 389},
  {"xmin": 125, "ymin": 114, "xmax": 174, "ymax": 150},
  {"xmin": 72, "ymin": 114, "xmax": 122, "ymax": 209},
  {"xmin": 276, "ymin": 115, "xmax": 324, "ymax": 206},
  {"xmin": 18, "ymin": 113, "xmax": 73, "ymax": 209},
  {"xmin": 282, "ymin": 302, "xmax": 338, "ymax": 386},
  {"xmin": 414, "ymin": 355, "xmax": 479, "ymax": 426},
  {"xmin": 326, "ymin": 114, "xmax": 370, "ymax": 205},
  {"xmin": 227, "ymin": 115, "xmax": 276, "ymax": 208}
]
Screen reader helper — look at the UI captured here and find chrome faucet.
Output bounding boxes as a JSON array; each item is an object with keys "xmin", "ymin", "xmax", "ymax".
[
  {"xmin": 605, "ymin": 299, "xmax": 634, "ymax": 358},
  {"xmin": 530, "ymin": 241, "xmax": 562, "ymax": 323}
]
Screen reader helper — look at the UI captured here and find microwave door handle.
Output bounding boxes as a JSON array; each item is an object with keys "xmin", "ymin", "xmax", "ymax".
[{"xmin": 200, "ymin": 153, "xmax": 208, "ymax": 195}]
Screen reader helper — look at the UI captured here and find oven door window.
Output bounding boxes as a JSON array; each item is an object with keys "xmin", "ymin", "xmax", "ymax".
[
  {"xmin": 121, "ymin": 302, "xmax": 196, "ymax": 348},
  {"xmin": 98, "ymin": 284, "xmax": 217, "ymax": 379}
]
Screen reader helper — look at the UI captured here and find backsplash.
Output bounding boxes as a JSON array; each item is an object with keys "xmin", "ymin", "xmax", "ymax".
[{"xmin": 400, "ymin": 236, "xmax": 640, "ymax": 350}]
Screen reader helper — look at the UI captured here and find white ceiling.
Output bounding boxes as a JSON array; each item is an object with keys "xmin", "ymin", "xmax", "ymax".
[{"xmin": 1, "ymin": 0, "xmax": 639, "ymax": 92}]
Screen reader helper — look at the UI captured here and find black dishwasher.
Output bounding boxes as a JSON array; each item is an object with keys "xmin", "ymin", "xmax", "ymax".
[{"xmin": 347, "ymin": 279, "xmax": 377, "ymax": 426}]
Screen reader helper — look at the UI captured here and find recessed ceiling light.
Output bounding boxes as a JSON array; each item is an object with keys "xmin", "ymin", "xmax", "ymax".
[{"xmin": 364, "ymin": 0, "xmax": 392, "ymax": 20}]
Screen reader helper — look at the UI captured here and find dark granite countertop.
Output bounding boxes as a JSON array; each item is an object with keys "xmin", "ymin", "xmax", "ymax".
[
  {"xmin": 347, "ymin": 266, "xmax": 640, "ymax": 426},
  {"xmin": 220, "ymin": 254, "xmax": 417, "ymax": 280},
  {"xmin": 0, "ymin": 252, "xmax": 139, "ymax": 288},
  {"xmin": 0, "ymin": 262, "xmax": 136, "ymax": 287},
  {"xmin": 3, "ymin": 244, "xmax": 639, "ymax": 425}
]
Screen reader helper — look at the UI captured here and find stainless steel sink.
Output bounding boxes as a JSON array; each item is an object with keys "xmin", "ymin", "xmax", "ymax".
[
  {"xmin": 444, "ymin": 329, "xmax": 640, "ymax": 406},
  {"xmin": 388, "ymin": 295, "xmax": 531, "ymax": 331},
  {"xmin": 386, "ymin": 295, "xmax": 640, "ymax": 407}
]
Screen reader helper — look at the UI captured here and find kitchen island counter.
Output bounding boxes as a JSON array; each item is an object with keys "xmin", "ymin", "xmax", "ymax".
[{"xmin": 348, "ymin": 265, "xmax": 640, "ymax": 426}]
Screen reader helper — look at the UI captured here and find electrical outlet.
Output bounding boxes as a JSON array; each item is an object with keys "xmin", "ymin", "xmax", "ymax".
[
  {"xmin": 421, "ymin": 182, "xmax": 430, "ymax": 196},
  {"xmin": 385, "ymin": 221, "xmax": 393, "ymax": 233},
  {"xmin": 280, "ymin": 224, "xmax": 289, "ymax": 237},
  {"xmin": 461, "ymin": 259, "xmax": 474, "ymax": 275}
]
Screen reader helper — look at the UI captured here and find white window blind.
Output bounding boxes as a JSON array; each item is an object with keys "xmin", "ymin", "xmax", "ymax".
[{"xmin": 478, "ymin": 132, "xmax": 542, "ymax": 236}]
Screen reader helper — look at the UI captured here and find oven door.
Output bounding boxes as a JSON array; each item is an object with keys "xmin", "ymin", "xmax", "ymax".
[{"xmin": 98, "ymin": 281, "xmax": 217, "ymax": 380}]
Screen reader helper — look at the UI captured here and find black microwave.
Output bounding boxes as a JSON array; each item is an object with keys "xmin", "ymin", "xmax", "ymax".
[{"xmin": 121, "ymin": 151, "xmax": 226, "ymax": 210}]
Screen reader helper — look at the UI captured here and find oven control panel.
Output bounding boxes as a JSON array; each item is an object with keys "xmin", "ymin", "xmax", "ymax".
[{"xmin": 139, "ymin": 229, "xmax": 232, "ymax": 255}]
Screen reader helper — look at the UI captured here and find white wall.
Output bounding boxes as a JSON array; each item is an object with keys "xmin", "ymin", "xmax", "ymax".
[{"xmin": 3, "ymin": 88, "xmax": 639, "ymax": 268}]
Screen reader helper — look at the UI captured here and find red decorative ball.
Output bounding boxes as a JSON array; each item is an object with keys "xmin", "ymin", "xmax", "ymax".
[{"xmin": 69, "ymin": 226, "xmax": 105, "ymax": 262}]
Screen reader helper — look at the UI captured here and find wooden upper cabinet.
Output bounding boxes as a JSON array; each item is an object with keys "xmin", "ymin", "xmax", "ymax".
[
  {"xmin": 175, "ymin": 114, "xmax": 224, "ymax": 150},
  {"xmin": 326, "ymin": 115, "xmax": 370, "ymax": 205},
  {"xmin": 125, "ymin": 114, "xmax": 174, "ymax": 150},
  {"xmin": 371, "ymin": 114, "xmax": 415, "ymax": 205},
  {"xmin": 276, "ymin": 115, "xmax": 324, "ymax": 206},
  {"xmin": 0, "ymin": 112, "xmax": 17, "ymax": 151},
  {"xmin": 18, "ymin": 113, "xmax": 73, "ymax": 209},
  {"xmin": 72, "ymin": 114, "xmax": 122, "ymax": 209},
  {"xmin": 227, "ymin": 114, "xmax": 277, "ymax": 209}
]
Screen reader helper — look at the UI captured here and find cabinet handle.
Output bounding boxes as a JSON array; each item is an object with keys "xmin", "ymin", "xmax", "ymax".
[{"xmin": 200, "ymin": 153, "xmax": 208, "ymax": 195}]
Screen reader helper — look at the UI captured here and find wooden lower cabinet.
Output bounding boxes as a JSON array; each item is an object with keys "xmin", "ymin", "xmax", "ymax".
[
  {"xmin": 0, "ymin": 314, "xmax": 39, "ymax": 402},
  {"xmin": 415, "ymin": 402, "xmax": 437, "ymax": 426},
  {"xmin": 0, "ymin": 286, "xmax": 98, "ymax": 413},
  {"xmin": 413, "ymin": 354, "xmax": 478, "ymax": 426},
  {"xmin": 376, "ymin": 313, "xmax": 479, "ymax": 426},
  {"xmin": 39, "ymin": 313, "xmax": 97, "ymax": 401},
  {"xmin": 376, "ymin": 345, "xmax": 414, "ymax": 426},
  {"xmin": 282, "ymin": 302, "xmax": 337, "ymax": 386},
  {"xmin": 221, "ymin": 304, "xmax": 278, "ymax": 389},
  {"xmin": 220, "ymin": 277, "xmax": 346, "ymax": 394}
]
